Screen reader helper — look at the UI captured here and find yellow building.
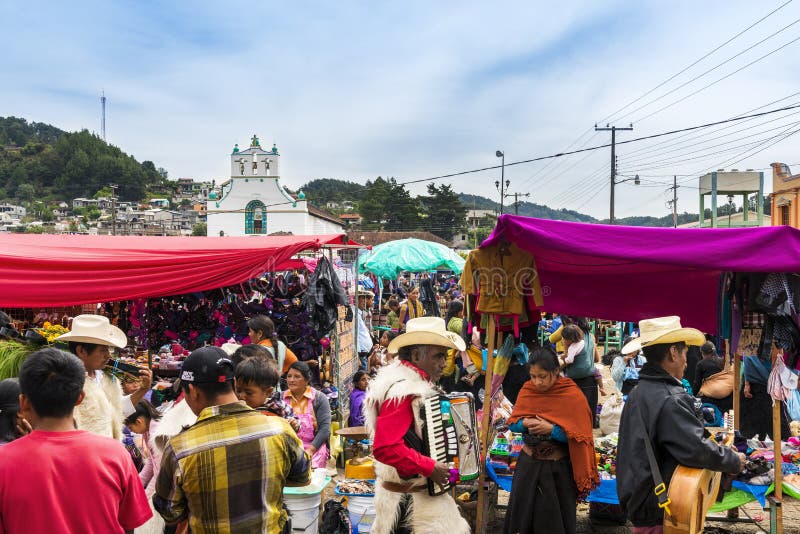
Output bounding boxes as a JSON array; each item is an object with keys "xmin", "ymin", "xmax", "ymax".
[{"xmin": 771, "ymin": 163, "xmax": 800, "ymax": 227}]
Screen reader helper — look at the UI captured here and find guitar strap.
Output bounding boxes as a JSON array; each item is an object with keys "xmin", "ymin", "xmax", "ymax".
[{"xmin": 635, "ymin": 408, "xmax": 673, "ymax": 521}]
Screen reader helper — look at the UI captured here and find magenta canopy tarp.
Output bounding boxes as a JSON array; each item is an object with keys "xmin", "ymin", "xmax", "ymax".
[
  {"xmin": 482, "ymin": 216, "xmax": 800, "ymax": 333},
  {"xmin": 0, "ymin": 234, "xmax": 352, "ymax": 307}
]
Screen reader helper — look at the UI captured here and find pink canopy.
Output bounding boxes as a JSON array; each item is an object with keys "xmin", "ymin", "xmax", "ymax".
[
  {"xmin": 483, "ymin": 216, "xmax": 800, "ymax": 333},
  {"xmin": 0, "ymin": 234, "xmax": 351, "ymax": 307}
]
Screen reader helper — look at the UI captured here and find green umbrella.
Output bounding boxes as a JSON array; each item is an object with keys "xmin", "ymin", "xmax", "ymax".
[{"xmin": 358, "ymin": 238, "xmax": 465, "ymax": 279}]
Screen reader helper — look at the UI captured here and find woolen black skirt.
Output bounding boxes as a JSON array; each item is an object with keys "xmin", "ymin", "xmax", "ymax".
[
  {"xmin": 739, "ymin": 382, "xmax": 790, "ymax": 441},
  {"xmin": 503, "ymin": 452, "xmax": 577, "ymax": 534}
]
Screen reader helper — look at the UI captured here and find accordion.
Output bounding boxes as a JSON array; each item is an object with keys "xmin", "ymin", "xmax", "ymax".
[{"xmin": 421, "ymin": 392, "xmax": 480, "ymax": 496}]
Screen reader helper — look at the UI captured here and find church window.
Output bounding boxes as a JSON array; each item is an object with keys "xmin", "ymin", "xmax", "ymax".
[{"xmin": 245, "ymin": 200, "xmax": 267, "ymax": 234}]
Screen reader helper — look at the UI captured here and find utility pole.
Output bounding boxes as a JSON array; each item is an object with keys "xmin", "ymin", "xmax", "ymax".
[
  {"xmin": 504, "ymin": 191, "xmax": 531, "ymax": 215},
  {"xmin": 109, "ymin": 184, "xmax": 118, "ymax": 236},
  {"xmin": 100, "ymin": 91, "xmax": 107, "ymax": 141},
  {"xmin": 595, "ymin": 124, "xmax": 633, "ymax": 224},
  {"xmin": 666, "ymin": 176, "xmax": 679, "ymax": 228},
  {"xmin": 495, "ymin": 150, "xmax": 509, "ymax": 215}
]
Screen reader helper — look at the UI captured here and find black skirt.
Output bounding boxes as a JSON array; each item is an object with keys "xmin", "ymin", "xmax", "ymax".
[
  {"xmin": 739, "ymin": 383, "xmax": 790, "ymax": 441},
  {"xmin": 503, "ymin": 452, "xmax": 577, "ymax": 534},
  {"xmin": 571, "ymin": 375, "xmax": 598, "ymax": 420}
]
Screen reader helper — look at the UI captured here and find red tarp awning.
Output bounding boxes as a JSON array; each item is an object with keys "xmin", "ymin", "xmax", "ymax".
[{"xmin": 0, "ymin": 233, "xmax": 358, "ymax": 307}]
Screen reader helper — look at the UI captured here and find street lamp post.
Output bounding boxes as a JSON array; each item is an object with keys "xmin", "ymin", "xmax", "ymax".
[
  {"xmin": 495, "ymin": 150, "xmax": 509, "ymax": 215},
  {"xmin": 610, "ymin": 174, "xmax": 641, "ymax": 222}
]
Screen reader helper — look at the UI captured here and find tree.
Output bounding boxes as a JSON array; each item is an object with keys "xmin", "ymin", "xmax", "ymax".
[
  {"xmin": 86, "ymin": 207, "xmax": 101, "ymax": 220},
  {"xmin": 191, "ymin": 223, "xmax": 207, "ymax": 236},
  {"xmin": 421, "ymin": 184, "xmax": 467, "ymax": 241},
  {"xmin": 94, "ymin": 186, "xmax": 113, "ymax": 199},
  {"xmin": 16, "ymin": 183, "xmax": 35, "ymax": 203}
]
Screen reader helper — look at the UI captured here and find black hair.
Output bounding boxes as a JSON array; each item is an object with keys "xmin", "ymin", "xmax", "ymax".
[
  {"xmin": 642, "ymin": 341, "xmax": 687, "ymax": 364},
  {"xmin": 398, "ymin": 345, "xmax": 415, "ymax": 362},
  {"xmin": 701, "ymin": 341, "xmax": 716, "ymax": 356},
  {"xmin": 67, "ymin": 341, "xmax": 102, "ymax": 356},
  {"xmin": 235, "ymin": 357, "xmax": 280, "ymax": 390},
  {"xmin": 181, "ymin": 380, "xmax": 232, "ymax": 398},
  {"xmin": 247, "ymin": 315, "xmax": 278, "ymax": 344},
  {"xmin": 231, "ymin": 344, "xmax": 275, "ymax": 368},
  {"xmin": 387, "ymin": 299, "xmax": 399, "ymax": 309},
  {"xmin": 352, "ymin": 370, "xmax": 368, "ymax": 387},
  {"xmin": 0, "ymin": 378, "xmax": 20, "ymax": 443},
  {"xmin": 562, "ymin": 316, "xmax": 591, "ymax": 333},
  {"xmin": 385, "ymin": 330, "xmax": 399, "ymax": 342},
  {"xmin": 527, "ymin": 346, "xmax": 561, "ymax": 373},
  {"xmin": 123, "ymin": 399, "xmax": 161, "ymax": 426},
  {"xmin": 444, "ymin": 300, "xmax": 464, "ymax": 326},
  {"xmin": 561, "ymin": 324, "xmax": 583, "ymax": 343},
  {"xmin": 19, "ymin": 348, "xmax": 85, "ymax": 419},
  {"xmin": 288, "ymin": 361, "xmax": 312, "ymax": 382}
]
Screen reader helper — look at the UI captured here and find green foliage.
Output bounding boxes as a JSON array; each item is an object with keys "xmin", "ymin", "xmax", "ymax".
[
  {"xmin": 0, "ymin": 116, "xmax": 168, "ymax": 203},
  {"xmin": 0, "ymin": 117, "xmax": 63, "ymax": 146},
  {"xmin": 191, "ymin": 222, "xmax": 207, "ymax": 236},
  {"xmin": 86, "ymin": 207, "xmax": 101, "ymax": 220},
  {"xmin": 423, "ymin": 184, "xmax": 468, "ymax": 241},
  {"xmin": 24, "ymin": 225, "xmax": 45, "ymax": 234},
  {"xmin": 0, "ymin": 341, "xmax": 32, "ymax": 380},
  {"xmin": 16, "ymin": 183, "xmax": 35, "ymax": 203},
  {"xmin": 302, "ymin": 178, "xmax": 366, "ymax": 204}
]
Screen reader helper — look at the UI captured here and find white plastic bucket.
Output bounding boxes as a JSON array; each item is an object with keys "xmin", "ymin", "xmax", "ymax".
[
  {"xmin": 347, "ymin": 494, "xmax": 376, "ymax": 533},
  {"xmin": 284, "ymin": 492, "xmax": 321, "ymax": 534}
]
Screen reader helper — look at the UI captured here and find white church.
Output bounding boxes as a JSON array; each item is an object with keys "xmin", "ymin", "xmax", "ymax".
[{"xmin": 206, "ymin": 135, "xmax": 344, "ymax": 237}]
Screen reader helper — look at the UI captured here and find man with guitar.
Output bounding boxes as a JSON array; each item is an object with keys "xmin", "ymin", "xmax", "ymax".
[{"xmin": 617, "ymin": 316, "xmax": 745, "ymax": 534}]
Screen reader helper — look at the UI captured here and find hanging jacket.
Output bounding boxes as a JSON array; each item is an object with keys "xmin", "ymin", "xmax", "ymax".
[{"xmin": 303, "ymin": 257, "xmax": 348, "ymax": 334}]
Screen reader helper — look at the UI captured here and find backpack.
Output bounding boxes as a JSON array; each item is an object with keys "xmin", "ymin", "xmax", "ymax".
[
  {"xmin": 621, "ymin": 362, "xmax": 640, "ymax": 395},
  {"xmin": 320, "ymin": 499, "xmax": 351, "ymax": 534}
]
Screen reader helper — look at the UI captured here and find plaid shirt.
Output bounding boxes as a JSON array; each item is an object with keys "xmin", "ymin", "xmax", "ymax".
[{"xmin": 154, "ymin": 401, "xmax": 310, "ymax": 534}]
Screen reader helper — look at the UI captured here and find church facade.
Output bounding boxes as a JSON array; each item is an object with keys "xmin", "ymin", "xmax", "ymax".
[{"xmin": 206, "ymin": 135, "xmax": 344, "ymax": 237}]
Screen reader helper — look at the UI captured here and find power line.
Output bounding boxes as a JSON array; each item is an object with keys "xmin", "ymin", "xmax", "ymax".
[
  {"xmin": 396, "ymin": 103, "xmax": 800, "ymax": 186},
  {"xmin": 617, "ymin": 15, "xmax": 800, "ymax": 123},
  {"xmin": 597, "ymin": 0, "xmax": 794, "ymax": 125},
  {"xmin": 631, "ymin": 32, "xmax": 800, "ymax": 124}
]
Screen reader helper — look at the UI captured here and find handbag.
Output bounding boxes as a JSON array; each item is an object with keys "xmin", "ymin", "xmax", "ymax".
[{"xmin": 698, "ymin": 369, "xmax": 734, "ymax": 399}]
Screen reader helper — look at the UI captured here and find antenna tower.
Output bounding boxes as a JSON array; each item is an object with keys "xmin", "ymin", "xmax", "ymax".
[{"xmin": 100, "ymin": 91, "xmax": 106, "ymax": 141}]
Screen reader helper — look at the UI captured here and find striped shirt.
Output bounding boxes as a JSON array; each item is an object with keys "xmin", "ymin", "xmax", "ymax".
[{"xmin": 154, "ymin": 401, "xmax": 310, "ymax": 534}]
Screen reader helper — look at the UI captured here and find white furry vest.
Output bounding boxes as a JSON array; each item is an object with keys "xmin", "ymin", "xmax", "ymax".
[
  {"xmin": 74, "ymin": 372, "xmax": 124, "ymax": 440},
  {"xmin": 364, "ymin": 361, "xmax": 471, "ymax": 534}
]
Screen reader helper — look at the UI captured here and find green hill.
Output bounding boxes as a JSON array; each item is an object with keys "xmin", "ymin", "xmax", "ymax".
[{"xmin": 0, "ymin": 116, "xmax": 168, "ymax": 202}]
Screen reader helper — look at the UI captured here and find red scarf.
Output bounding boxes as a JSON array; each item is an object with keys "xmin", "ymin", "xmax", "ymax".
[{"xmin": 508, "ymin": 376, "xmax": 599, "ymax": 498}]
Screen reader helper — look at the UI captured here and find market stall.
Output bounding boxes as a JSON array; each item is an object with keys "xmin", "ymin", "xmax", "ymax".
[{"xmin": 461, "ymin": 215, "xmax": 800, "ymax": 533}]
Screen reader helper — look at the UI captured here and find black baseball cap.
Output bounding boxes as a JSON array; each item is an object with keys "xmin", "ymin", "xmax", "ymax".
[{"xmin": 180, "ymin": 346, "xmax": 235, "ymax": 384}]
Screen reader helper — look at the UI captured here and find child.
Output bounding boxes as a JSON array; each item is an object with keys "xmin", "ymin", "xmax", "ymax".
[
  {"xmin": 235, "ymin": 357, "xmax": 300, "ymax": 431},
  {"xmin": 124, "ymin": 400, "xmax": 162, "ymax": 491},
  {"xmin": 561, "ymin": 324, "xmax": 607, "ymax": 396},
  {"xmin": 386, "ymin": 299, "xmax": 401, "ymax": 330},
  {"xmin": 348, "ymin": 371, "xmax": 369, "ymax": 427},
  {"xmin": 0, "ymin": 378, "xmax": 30, "ymax": 446}
]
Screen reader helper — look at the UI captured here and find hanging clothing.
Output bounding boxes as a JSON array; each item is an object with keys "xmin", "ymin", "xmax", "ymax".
[
  {"xmin": 460, "ymin": 241, "xmax": 543, "ymax": 316},
  {"xmin": 418, "ymin": 278, "xmax": 440, "ymax": 318},
  {"xmin": 303, "ymin": 257, "xmax": 348, "ymax": 335}
]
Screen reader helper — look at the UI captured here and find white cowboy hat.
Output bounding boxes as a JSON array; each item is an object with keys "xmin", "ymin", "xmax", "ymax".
[
  {"xmin": 620, "ymin": 316, "xmax": 704, "ymax": 354},
  {"xmin": 387, "ymin": 317, "xmax": 466, "ymax": 354},
  {"xmin": 56, "ymin": 314, "xmax": 127, "ymax": 348}
]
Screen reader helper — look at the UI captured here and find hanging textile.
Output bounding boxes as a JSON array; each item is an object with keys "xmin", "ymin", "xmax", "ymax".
[{"xmin": 303, "ymin": 257, "xmax": 348, "ymax": 336}]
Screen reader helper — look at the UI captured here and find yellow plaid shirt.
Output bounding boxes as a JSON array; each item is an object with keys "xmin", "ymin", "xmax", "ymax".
[{"xmin": 154, "ymin": 401, "xmax": 310, "ymax": 534}]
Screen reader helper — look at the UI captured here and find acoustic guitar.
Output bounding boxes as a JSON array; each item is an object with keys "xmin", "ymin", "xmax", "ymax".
[{"xmin": 663, "ymin": 417, "xmax": 734, "ymax": 534}]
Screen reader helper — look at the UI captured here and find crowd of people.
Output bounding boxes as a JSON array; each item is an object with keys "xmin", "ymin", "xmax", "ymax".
[{"xmin": 0, "ymin": 269, "xmax": 787, "ymax": 534}]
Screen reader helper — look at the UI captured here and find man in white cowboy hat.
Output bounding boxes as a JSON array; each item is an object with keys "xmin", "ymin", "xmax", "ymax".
[
  {"xmin": 364, "ymin": 317, "xmax": 471, "ymax": 534},
  {"xmin": 616, "ymin": 316, "xmax": 745, "ymax": 533},
  {"xmin": 57, "ymin": 314, "xmax": 152, "ymax": 440},
  {"xmin": 356, "ymin": 289, "xmax": 375, "ymax": 372}
]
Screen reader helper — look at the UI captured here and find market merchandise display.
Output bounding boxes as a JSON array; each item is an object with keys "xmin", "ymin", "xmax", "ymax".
[{"xmin": 334, "ymin": 479, "xmax": 375, "ymax": 496}]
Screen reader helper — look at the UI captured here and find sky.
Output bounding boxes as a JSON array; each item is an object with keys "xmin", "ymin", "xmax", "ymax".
[{"xmin": 2, "ymin": 0, "xmax": 800, "ymax": 219}]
